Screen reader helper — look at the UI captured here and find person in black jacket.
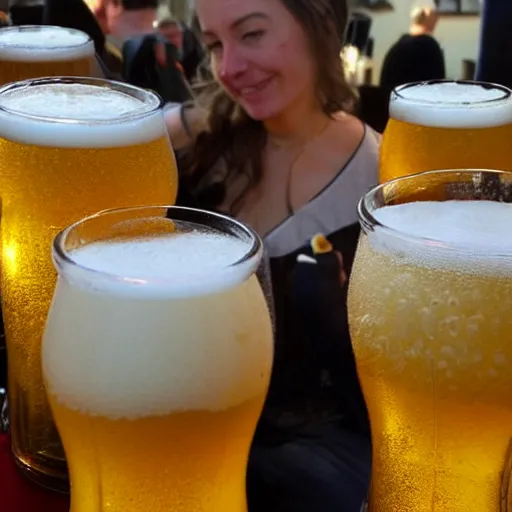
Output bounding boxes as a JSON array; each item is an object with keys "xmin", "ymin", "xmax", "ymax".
[
  {"xmin": 476, "ymin": 0, "xmax": 512, "ymax": 88},
  {"xmin": 380, "ymin": 5, "xmax": 445, "ymax": 91},
  {"xmin": 156, "ymin": 17, "xmax": 204, "ymax": 83}
]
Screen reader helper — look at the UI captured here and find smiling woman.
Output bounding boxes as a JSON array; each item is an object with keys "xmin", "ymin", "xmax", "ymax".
[
  {"xmin": 174, "ymin": 0, "xmax": 358, "ymax": 213},
  {"xmin": 165, "ymin": 0, "xmax": 379, "ymax": 511}
]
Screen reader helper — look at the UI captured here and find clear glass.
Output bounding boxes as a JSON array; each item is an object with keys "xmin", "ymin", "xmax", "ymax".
[
  {"xmin": 42, "ymin": 205, "xmax": 274, "ymax": 512},
  {"xmin": 380, "ymin": 80, "xmax": 512, "ymax": 183},
  {"xmin": 0, "ymin": 25, "xmax": 97, "ymax": 84},
  {"xmin": 0, "ymin": 76, "xmax": 177, "ymax": 491},
  {"xmin": 348, "ymin": 169, "xmax": 512, "ymax": 512}
]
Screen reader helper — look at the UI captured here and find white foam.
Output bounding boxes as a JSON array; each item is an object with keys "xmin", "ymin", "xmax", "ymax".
[
  {"xmin": 0, "ymin": 83, "xmax": 165, "ymax": 147},
  {"xmin": 65, "ymin": 230, "xmax": 258, "ymax": 298},
  {"xmin": 0, "ymin": 26, "xmax": 94, "ymax": 62},
  {"xmin": 43, "ymin": 232, "xmax": 273, "ymax": 418},
  {"xmin": 390, "ymin": 82, "xmax": 512, "ymax": 128},
  {"xmin": 369, "ymin": 200, "xmax": 512, "ymax": 273}
]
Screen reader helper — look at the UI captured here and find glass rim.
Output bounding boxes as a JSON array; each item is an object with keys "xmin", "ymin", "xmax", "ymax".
[
  {"xmin": 0, "ymin": 25, "xmax": 93, "ymax": 50},
  {"xmin": 0, "ymin": 76, "xmax": 163, "ymax": 125},
  {"xmin": 393, "ymin": 79, "xmax": 512, "ymax": 106},
  {"xmin": 359, "ymin": 168, "xmax": 511, "ymax": 253},
  {"xmin": 53, "ymin": 205, "xmax": 263, "ymax": 287}
]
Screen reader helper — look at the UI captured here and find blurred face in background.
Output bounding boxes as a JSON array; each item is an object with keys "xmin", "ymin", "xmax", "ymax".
[
  {"xmin": 158, "ymin": 21, "xmax": 184, "ymax": 52},
  {"xmin": 84, "ymin": 0, "xmax": 110, "ymax": 34},
  {"xmin": 196, "ymin": 0, "xmax": 318, "ymax": 122},
  {"xmin": 424, "ymin": 8, "xmax": 439, "ymax": 32}
]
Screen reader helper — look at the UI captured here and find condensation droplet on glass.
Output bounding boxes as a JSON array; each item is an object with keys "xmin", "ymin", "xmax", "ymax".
[
  {"xmin": 413, "ymin": 339, "xmax": 423, "ymax": 353},
  {"xmin": 360, "ymin": 313, "xmax": 372, "ymax": 326},
  {"xmin": 494, "ymin": 353, "xmax": 507, "ymax": 365},
  {"xmin": 397, "ymin": 299, "xmax": 407, "ymax": 310},
  {"xmin": 441, "ymin": 345, "xmax": 456, "ymax": 357},
  {"xmin": 441, "ymin": 316, "xmax": 460, "ymax": 337},
  {"xmin": 448, "ymin": 297, "xmax": 460, "ymax": 307}
]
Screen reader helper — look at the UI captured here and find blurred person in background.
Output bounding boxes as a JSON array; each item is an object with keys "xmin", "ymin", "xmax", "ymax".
[
  {"xmin": 86, "ymin": 0, "xmax": 158, "ymax": 45},
  {"xmin": 83, "ymin": 0, "xmax": 190, "ymax": 100},
  {"xmin": 0, "ymin": 0, "xmax": 8, "ymax": 20},
  {"xmin": 476, "ymin": 0, "xmax": 512, "ymax": 88},
  {"xmin": 155, "ymin": 17, "xmax": 186, "ymax": 75},
  {"xmin": 380, "ymin": 3, "xmax": 445, "ymax": 91},
  {"xmin": 156, "ymin": 16, "xmax": 205, "ymax": 82},
  {"xmin": 157, "ymin": 17, "xmax": 184, "ymax": 53},
  {"xmin": 6, "ymin": 0, "xmax": 43, "ymax": 25},
  {"xmin": 0, "ymin": 10, "xmax": 9, "ymax": 25}
]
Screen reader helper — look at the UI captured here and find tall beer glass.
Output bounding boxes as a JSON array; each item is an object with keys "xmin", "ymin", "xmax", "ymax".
[
  {"xmin": 42, "ymin": 206, "xmax": 274, "ymax": 512},
  {"xmin": 0, "ymin": 26, "xmax": 96, "ymax": 84},
  {"xmin": 348, "ymin": 169, "xmax": 512, "ymax": 512},
  {"xmin": 380, "ymin": 80, "xmax": 512, "ymax": 182},
  {"xmin": 0, "ymin": 77, "xmax": 177, "ymax": 490}
]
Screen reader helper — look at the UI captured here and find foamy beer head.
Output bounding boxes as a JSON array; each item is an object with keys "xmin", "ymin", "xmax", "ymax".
[
  {"xmin": 369, "ymin": 200, "xmax": 512, "ymax": 274},
  {"xmin": 390, "ymin": 80, "xmax": 512, "ymax": 128},
  {"xmin": 0, "ymin": 25, "xmax": 94, "ymax": 62},
  {"xmin": 0, "ymin": 26, "xmax": 96, "ymax": 84},
  {"xmin": 43, "ymin": 207, "xmax": 273, "ymax": 420},
  {"xmin": 361, "ymin": 168, "xmax": 512, "ymax": 273},
  {"xmin": 0, "ymin": 77, "xmax": 166, "ymax": 147},
  {"xmin": 380, "ymin": 81, "xmax": 512, "ymax": 182}
]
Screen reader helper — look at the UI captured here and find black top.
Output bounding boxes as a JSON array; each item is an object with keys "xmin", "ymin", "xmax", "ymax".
[
  {"xmin": 380, "ymin": 34, "xmax": 446, "ymax": 91},
  {"xmin": 178, "ymin": 125, "xmax": 380, "ymax": 445},
  {"xmin": 255, "ymin": 128, "xmax": 379, "ymax": 445}
]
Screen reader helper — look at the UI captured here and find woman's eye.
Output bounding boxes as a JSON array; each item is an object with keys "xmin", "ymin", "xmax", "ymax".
[
  {"xmin": 205, "ymin": 41, "xmax": 222, "ymax": 52},
  {"xmin": 243, "ymin": 30, "xmax": 265, "ymax": 41}
]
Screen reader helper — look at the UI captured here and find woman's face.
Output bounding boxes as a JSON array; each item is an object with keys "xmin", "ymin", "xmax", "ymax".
[{"xmin": 196, "ymin": 0, "xmax": 317, "ymax": 121}]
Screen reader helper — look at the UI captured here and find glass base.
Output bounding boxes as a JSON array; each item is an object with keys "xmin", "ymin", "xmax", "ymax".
[{"xmin": 14, "ymin": 450, "xmax": 69, "ymax": 494}]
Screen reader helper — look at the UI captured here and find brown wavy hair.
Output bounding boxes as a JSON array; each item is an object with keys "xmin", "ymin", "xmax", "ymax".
[{"xmin": 181, "ymin": 0, "xmax": 357, "ymax": 212}]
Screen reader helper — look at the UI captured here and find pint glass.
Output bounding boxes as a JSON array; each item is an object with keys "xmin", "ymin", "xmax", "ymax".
[
  {"xmin": 42, "ymin": 206, "xmax": 274, "ymax": 512},
  {"xmin": 348, "ymin": 169, "xmax": 512, "ymax": 511},
  {"xmin": 380, "ymin": 80, "xmax": 512, "ymax": 182},
  {"xmin": 0, "ymin": 25, "xmax": 96, "ymax": 85},
  {"xmin": 0, "ymin": 77, "xmax": 177, "ymax": 489}
]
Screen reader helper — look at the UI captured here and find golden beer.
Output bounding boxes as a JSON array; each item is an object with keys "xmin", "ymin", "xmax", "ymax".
[
  {"xmin": 0, "ymin": 25, "xmax": 96, "ymax": 84},
  {"xmin": 0, "ymin": 78, "xmax": 177, "ymax": 489},
  {"xmin": 380, "ymin": 81, "xmax": 512, "ymax": 183},
  {"xmin": 42, "ymin": 207, "xmax": 273, "ymax": 511},
  {"xmin": 348, "ymin": 170, "xmax": 512, "ymax": 511}
]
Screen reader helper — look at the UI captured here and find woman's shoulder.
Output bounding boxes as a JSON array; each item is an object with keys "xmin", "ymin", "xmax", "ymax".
[
  {"xmin": 329, "ymin": 112, "xmax": 380, "ymax": 184},
  {"xmin": 164, "ymin": 103, "xmax": 208, "ymax": 151},
  {"xmin": 332, "ymin": 111, "xmax": 381, "ymax": 152}
]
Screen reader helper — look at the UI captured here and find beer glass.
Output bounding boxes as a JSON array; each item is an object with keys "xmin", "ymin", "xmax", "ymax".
[
  {"xmin": 0, "ymin": 77, "xmax": 177, "ymax": 490},
  {"xmin": 42, "ymin": 205, "xmax": 274, "ymax": 512},
  {"xmin": 380, "ymin": 80, "xmax": 512, "ymax": 183},
  {"xmin": 0, "ymin": 25, "xmax": 96, "ymax": 85},
  {"xmin": 348, "ymin": 169, "xmax": 512, "ymax": 512}
]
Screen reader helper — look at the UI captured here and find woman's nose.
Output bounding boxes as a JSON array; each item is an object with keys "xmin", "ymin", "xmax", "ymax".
[{"xmin": 219, "ymin": 46, "xmax": 248, "ymax": 80}]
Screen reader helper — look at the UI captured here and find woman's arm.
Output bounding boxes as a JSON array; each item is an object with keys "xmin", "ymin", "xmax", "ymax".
[{"xmin": 164, "ymin": 103, "xmax": 208, "ymax": 151}]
